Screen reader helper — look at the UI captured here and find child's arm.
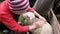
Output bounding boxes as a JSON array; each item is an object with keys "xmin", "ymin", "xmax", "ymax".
[
  {"xmin": 27, "ymin": 7, "xmax": 46, "ymax": 22},
  {"xmin": 33, "ymin": 10, "xmax": 46, "ymax": 22}
]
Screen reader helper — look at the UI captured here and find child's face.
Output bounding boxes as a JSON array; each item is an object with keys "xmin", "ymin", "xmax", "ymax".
[{"xmin": 12, "ymin": 10, "xmax": 27, "ymax": 15}]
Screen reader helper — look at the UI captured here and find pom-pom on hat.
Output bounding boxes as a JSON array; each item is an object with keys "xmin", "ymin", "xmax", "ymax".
[{"xmin": 8, "ymin": 0, "xmax": 30, "ymax": 11}]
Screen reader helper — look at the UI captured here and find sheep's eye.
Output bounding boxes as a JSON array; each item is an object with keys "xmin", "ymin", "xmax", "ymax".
[{"xmin": 21, "ymin": 16, "xmax": 25, "ymax": 19}]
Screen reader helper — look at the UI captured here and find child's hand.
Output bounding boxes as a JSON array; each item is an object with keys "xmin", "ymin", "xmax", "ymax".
[
  {"xmin": 39, "ymin": 17, "xmax": 46, "ymax": 23},
  {"xmin": 33, "ymin": 20, "xmax": 45, "ymax": 28},
  {"xmin": 29, "ymin": 20, "xmax": 45, "ymax": 30}
]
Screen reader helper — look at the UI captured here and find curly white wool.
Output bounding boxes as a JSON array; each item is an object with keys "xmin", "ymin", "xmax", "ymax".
[{"xmin": 23, "ymin": 12, "xmax": 35, "ymax": 20}]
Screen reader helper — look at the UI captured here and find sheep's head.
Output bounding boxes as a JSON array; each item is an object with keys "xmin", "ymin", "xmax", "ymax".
[{"xmin": 22, "ymin": 12, "xmax": 35, "ymax": 25}]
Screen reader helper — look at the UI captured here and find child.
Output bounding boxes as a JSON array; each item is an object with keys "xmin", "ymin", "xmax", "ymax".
[{"xmin": 0, "ymin": 0, "xmax": 46, "ymax": 33}]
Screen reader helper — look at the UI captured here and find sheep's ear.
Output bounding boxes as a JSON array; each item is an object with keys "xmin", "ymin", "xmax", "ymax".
[{"xmin": 22, "ymin": 14, "xmax": 26, "ymax": 18}]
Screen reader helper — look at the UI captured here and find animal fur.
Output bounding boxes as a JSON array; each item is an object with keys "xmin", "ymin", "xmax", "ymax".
[{"xmin": 22, "ymin": 12, "xmax": 53, "ymax": 34}]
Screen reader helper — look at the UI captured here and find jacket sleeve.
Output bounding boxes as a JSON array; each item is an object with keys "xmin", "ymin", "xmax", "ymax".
[
  {"xmin": 0, "ymin": 13, "xmax": 28, "ymax": 32},
  {"xmin": 27, "ymin": 7, "xmax": 34, "ymax": 12}
]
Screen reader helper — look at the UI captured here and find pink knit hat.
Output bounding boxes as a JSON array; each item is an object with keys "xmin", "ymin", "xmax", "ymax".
[{"xmin": 8, "ymin": 0, "xmax": 30, "ymax": 11}]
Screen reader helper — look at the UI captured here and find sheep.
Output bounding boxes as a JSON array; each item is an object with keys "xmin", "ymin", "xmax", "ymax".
[{"xmin": 20, "ymin": 12, "xmax": 53, "ymax": 34}]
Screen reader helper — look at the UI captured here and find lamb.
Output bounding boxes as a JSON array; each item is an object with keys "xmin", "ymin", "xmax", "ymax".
[{"xmin": 20, "ymin": 12, "xmax": 53, "ymax": 34}]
